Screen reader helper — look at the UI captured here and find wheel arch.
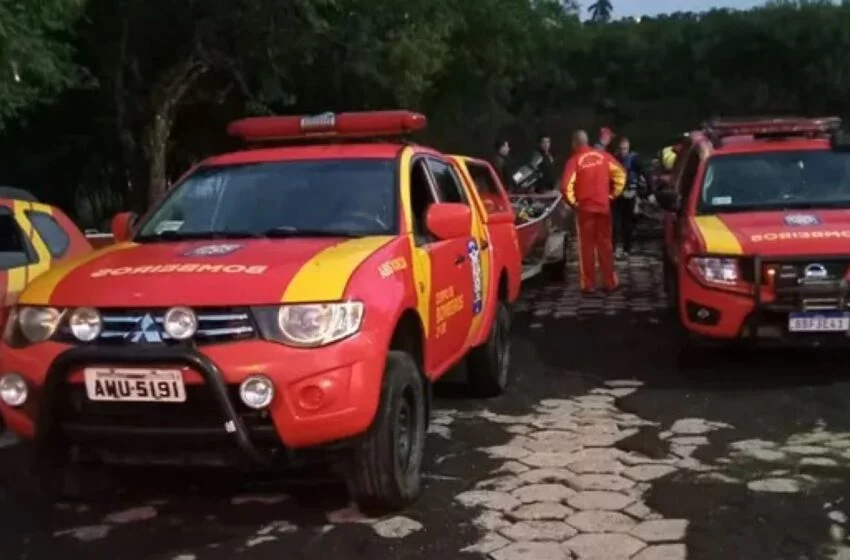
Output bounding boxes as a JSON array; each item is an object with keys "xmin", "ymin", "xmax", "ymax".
[{"xmin": 388, "ymin": 308, "xmax": 431, "ymax": 424}]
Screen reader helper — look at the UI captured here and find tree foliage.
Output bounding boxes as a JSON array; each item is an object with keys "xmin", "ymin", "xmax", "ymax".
[
  {"xmin": 0, "ymin": 0, "xmax": 85, "ymax": 130},
  {"xmin": 4, "ymin": 0, "xmax": 850, "ymax": 224}
]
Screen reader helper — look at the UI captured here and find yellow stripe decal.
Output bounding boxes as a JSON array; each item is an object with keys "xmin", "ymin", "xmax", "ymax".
[
  {"xmin": 15, "ymin": 200, "xmax": 51, "ymax": 281},
  {"xmin": 458, "ymin": 158, "xmax": 492, "ymax": 347},
  {"xmin": 19, "ymin": 242, "xmax": 138, "ymax": 305},
  {"xmin": 693, "ymin": 216, "xmax": 744, "ymax": 255},
  {"xmin": 5, "ymin": 267, "xmax": 27, "ymax": 306},
  {"xmin": 281, "ymin": 236, "xmax": 394, "ymax": 303},
  {"xmin": 399, "ymin": 148, "xmax": 431, "ymax": 336}
]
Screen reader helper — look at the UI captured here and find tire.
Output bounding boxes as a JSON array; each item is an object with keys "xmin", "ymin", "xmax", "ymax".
[
  {"xmin": 467, "ymin": 302, "xmax": 512, "ymax": 397},
  {"xmin": 344, "ymin": 351, "xmax": 426, "ymax": 513}
]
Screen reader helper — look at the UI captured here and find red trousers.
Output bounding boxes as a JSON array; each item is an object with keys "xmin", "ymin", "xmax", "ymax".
[{"xmin": 575, "ymin": 210, "xmax": 617, "ymax": 291}]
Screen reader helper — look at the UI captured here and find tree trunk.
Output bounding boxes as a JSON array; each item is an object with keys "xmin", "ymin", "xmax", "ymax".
[{"xmin": 144, "ymin": 56, "xmax": 208, "ymax": 207}]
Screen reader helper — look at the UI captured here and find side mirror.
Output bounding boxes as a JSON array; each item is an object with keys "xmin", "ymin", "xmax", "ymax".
[
  {"xmin": 655, "ymin": 190, "xmax": 678, "ymax": 212},
  {"xmin": 110, "ymin": 212, "xmax": 138, "ymax": 242},
  {"xmin": 426, "ymin": 203, "xmax": 472, "ymax": 240}
]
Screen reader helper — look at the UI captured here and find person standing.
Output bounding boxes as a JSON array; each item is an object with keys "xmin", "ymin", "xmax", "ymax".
[
  {"xmin": 530, "ymin": 134, "xmax": 557, "ymax": 192},
  {"xmin": 612, "ymin": 136, "xmax": 645, "ymax": 258},
  {"xmin": 595, "ymin": 127, "xmax": 614, "ymax": 151},
  {"xmin": 491, "ymin": 138, "xmax": 513, "ymax": 189},
  {"xmin": 562, "ymin": 130, "xmax": 626, "ymax": 293}
]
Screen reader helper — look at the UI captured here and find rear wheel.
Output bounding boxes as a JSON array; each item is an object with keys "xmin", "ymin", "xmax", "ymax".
[
  {"xmin": 344, "ymin": 351, "xmax": 426, "ymax": 513},
  {"xmin": 467, "ymin": 302, "xmax": 512, "ymax": 397}
]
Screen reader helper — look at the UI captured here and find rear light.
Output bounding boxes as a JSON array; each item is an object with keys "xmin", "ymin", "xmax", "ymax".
[{"xmin": 687, "ymin": 256, "xmax": 751, "ymax": 295}]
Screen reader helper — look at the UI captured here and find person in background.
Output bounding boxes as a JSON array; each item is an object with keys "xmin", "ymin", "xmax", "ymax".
[
  {"xmin": 562, "ymin": 130, "xmax": 626, "ymax": 294},
  {"xmin": 612, "ymin": 136, "xmax": 646, "ymax": 259},
  {"xmin": 595, "ymin": 127, "xmax": 614, "ymax": 151},
  {"xmin": 530, "ymin": 134, "xmax": 556, "ymax": 192},
  {"xmin": 491, "ymin": 138, "xmax": 512, "ymax": 188}
]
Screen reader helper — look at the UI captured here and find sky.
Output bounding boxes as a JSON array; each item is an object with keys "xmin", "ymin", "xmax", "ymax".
[{"xmin": 611, "ymin": 0, "xmax": 765, "ymax": 17}]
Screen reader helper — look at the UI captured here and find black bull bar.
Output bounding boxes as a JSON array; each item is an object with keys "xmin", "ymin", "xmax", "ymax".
[
  {"xmin": 34, "ymin": 345, "xmax": 272, "ymax": 466},
  {"xmin": 745, "ymin": 253, "xmax": 850, "ymax": 339}
]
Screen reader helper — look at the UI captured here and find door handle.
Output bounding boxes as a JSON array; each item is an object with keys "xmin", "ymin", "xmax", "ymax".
[{"xmin": 455, "ymin": 255, "xmax": 465, "ymax": 265}]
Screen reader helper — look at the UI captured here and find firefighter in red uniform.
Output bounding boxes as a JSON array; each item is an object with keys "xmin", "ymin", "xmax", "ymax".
[{"xmin": 562, "ymin": 130, "xmax": 627, "ymax": 293}]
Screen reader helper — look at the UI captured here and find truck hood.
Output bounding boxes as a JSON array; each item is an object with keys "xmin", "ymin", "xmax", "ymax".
[
  {"xmin": 694, "ymin": 210, "xmax": 850, "ymax": 256},
  {"xmin": 21, "ymin": 236, "xmax": 394, "ymax": 307}
]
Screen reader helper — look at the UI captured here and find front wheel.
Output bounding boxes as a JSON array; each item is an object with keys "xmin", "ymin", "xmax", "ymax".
[
  {"xmin": 467, "ymin": 302, "xmax": 512, "ymax": 397},
  {"xmin": 344, "ymin": 351, "xmax": 426, "ymax": 513}
]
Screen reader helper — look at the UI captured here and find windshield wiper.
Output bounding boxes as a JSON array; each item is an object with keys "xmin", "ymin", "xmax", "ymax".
[
  {"xmin": 135, "ymin": 230, "xmax": 261, "ymax": 242},
  {"xmin": 262, "ymin": 226, "xmax": 366, "ymax": 238}
]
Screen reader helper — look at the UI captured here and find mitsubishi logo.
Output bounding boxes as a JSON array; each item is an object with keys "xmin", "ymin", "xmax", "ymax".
[
  {"xmin": 804, "ymin": 263, "xmax": 829, "ymax": 280},
  {"xmin": 126, "ymin": 314, "xmax": 163, "ymax": 343}
]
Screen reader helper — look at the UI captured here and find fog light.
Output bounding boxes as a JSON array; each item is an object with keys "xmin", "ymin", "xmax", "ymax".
[
  {"xmin": 163, "ymin": 306, "xmax": 198, "ymax": 340},
  {"xmin": 0, "ymin": 374, "xmax": 28, "ymax": 407},
  {"xmin": 298, "ymin": 385, "xmax": 325, "ymax": 410},
  {"xmin": 239, "ymin": 375, "xmax": 274, "ymax": 409},
  {"xmin": 69, "ymin": 307, "xmax": 103, "ymax": 342}
]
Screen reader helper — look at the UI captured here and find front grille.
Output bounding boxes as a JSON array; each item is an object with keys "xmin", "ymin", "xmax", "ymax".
[
  {"xmin": 56, "ymin": 307, "xmax": 257, "ymax": 345},
  {"xmin": 759, "ymin": 258, "xmax": 850, "ymax": 311}
]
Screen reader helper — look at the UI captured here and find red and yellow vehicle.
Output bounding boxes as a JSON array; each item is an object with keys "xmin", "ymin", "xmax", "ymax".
[
  {"xmin": 0, "ymin": 111, "xmax": 521, "ymax": 509},
  {"xmin": 0, "ymin": 187, "xmax": 92, "ymax": 328},
  {"xmin": 657, "ymin": 117, "xmax": 850, "ymax": 355}
]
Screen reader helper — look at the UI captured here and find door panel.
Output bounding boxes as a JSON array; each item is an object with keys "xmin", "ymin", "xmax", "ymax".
[{"xmin": 427, "ymin": 237, "xmax": 473, "ymax": 371}]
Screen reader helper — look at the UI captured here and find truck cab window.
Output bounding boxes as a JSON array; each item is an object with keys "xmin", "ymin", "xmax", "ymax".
[
  {"xmin": 428, "ymin": 159, "xmax": 467, "ymax": 204},
  {"xmin": 0, "ymin": 212, "xmax": 33, "ymax": 270},
  {"xmin": 409, "ymin": 159, "xmax": 437, "ymax": 243}
]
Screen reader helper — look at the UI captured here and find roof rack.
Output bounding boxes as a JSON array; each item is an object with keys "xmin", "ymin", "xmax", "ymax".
[{"xmin": 701, "ymin": 117, "xmax": 842, "ymax": 147}]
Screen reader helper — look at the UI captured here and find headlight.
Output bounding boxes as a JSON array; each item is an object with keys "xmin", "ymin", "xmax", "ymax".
[
  {"xmin": 253, "ymin": 302, "xmax": 364, "ymax": 347},
  {"xmin": 17, "ymin": 306, "xmax": 64, "ymax": 343},
  {"xmin": 69, "ymin": 307, "xmax": 103, "ymax": 342},
  {"xmin": 239, "ymin": 375, "xmax": 274, "ymax": 409},
  {"xmin": 689, "ymin": 256, "xmax": 740, "ymax": 286},
  {"xmin": 163, "ymin": 307, "xmax": 198, "ymax": 340}
]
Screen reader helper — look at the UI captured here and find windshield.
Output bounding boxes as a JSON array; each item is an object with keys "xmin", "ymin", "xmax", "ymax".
[
  {"xmin": 697, "ymin": 149, "xmax": 850, "ymax": 214},
  {"xmin": 136, "ymin": 158, "xmax": 397, "ymax": 240}
]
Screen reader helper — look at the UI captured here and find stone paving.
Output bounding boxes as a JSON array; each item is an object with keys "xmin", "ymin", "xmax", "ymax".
[{"xmin": 449, "ymin": 380, "xmax": 693, "ymax": 560}]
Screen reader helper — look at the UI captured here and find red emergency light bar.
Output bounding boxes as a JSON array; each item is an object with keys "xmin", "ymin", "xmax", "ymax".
[
  {"xmin": 703, "ymin": 116, "xmax": 842, "ymax": 138},
  {"xmin": 227, "ymin": 110, "xmax": 427, "ymax": 142}
]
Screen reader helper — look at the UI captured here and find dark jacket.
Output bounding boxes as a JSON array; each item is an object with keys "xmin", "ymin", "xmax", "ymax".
[
  {"xmin": 530, "ymin": 149, "xmax": 556, "ymax": 192},
  {"xmin": 491, "ymin": 154, "xmax": 511, "ymax": 188}
]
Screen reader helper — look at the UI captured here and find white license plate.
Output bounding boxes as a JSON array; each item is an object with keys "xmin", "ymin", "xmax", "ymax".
[
  {"xmin": 83, "ymin": 367, "xmax": 186, "ymax": 402},
  {"xmin": 788, "ymin": 313, "xmax": 850, "ymax": 333}
]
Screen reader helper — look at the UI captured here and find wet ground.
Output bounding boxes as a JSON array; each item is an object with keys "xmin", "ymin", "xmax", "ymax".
[{"xmin": 4, "ymin": 232, "xmax": 850, "ymax": 560}]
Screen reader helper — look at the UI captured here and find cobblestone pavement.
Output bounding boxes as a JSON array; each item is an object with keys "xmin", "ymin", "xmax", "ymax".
[{"xmin": 3, "ymin": 235, "xmax": 850, "ymax": 560}]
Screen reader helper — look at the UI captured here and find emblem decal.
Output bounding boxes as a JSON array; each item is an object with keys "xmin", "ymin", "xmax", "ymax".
[
  {"xmin": 183, "ymin": 243, "xmax": 242, "ymax": 257},
  {"xmin": 803, "ymin": 263, "xmax": 829, "ymax": 280},
  {"xmin": 126, "ymin": 314, "xmax": 163, "ymax": 343},
  {"xmin": 784, "ymin": 214, "xmax": 820, "ymax": 227},
  {"xmin": 468, "ymin": 239, "xmax": 483, "ymax": 315}
]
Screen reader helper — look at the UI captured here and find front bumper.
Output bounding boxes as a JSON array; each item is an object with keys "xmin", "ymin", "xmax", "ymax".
[
  {"xmin": 0, "ymin": 336, "xmax": 386, "ymax": 466},
  {"xmin": 680, "ymin": 254, "xmax": 850, "ymax": 347}
]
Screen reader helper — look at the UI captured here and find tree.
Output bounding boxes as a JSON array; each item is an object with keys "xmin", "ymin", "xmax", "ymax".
[
  {"xmin": 588, "ymin": 0, "xmax": 613, "ymax": 22},
  {"xmin": 0, "ymin": 0, "xmax": 85, "ymax": 130}
]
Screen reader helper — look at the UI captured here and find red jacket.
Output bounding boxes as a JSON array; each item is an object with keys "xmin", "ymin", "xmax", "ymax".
[{"xmin": 561, "ymin": 146, "xmax": 626, "ymax": 213}]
